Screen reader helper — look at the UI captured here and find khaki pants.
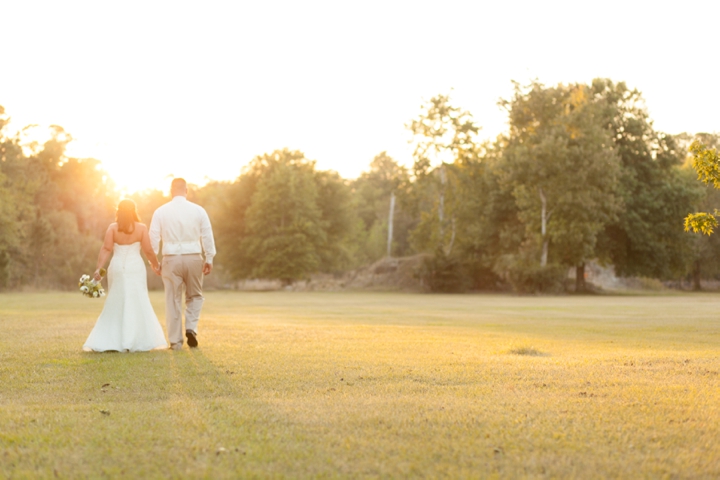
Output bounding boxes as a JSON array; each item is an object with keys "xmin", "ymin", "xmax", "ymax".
[{"xmin": 162, "ymin": 254, "xmax": 204, "ymax": 346}]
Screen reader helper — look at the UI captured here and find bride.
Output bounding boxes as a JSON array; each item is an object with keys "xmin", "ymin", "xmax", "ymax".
[{"xmin": 83, "ymin": 199, "xmax": 168, "ymax": 352}]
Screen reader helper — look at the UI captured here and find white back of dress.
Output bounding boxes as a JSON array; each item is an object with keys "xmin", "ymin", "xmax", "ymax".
[{"xmin": 83, "ymin": 242, "xmax": 167, "ymax": 352}]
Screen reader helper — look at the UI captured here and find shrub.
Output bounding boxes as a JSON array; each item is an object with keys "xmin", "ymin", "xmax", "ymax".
[
  {"xmin": 505, "ymin": 262, "xmax": 567, "ymax": 294},
  {"xmin": 418, "ymin": 248, "xmax": 470, "ymax": 293}
]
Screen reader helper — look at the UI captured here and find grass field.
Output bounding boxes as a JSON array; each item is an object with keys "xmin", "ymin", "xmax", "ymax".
[{"xmin": 2, "ymin": 291, "xmax": 720, "ymax": 478}]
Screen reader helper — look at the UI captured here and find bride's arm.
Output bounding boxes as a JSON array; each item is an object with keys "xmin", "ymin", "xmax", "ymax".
[
  {"xmin": 140, "ymin": 225, "xmax": 161, "ymax": 274},
  {"xmin": 94, "ymin": 226, "xmax": 114, "ymax": 281}
]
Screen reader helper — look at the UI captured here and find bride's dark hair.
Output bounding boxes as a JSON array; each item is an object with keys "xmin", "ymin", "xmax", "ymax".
[{"xmin": 116, "ymin": 199, "xmax": 140, "ymax": 234}]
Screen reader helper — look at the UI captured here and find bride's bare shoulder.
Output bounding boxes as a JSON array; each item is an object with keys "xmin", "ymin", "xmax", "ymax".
[
  {"xmin": 135, "ymin": 223, "xmax": 149, "ymax": 239},
  {"xmin": 103, "ymin": 223, "xmax": 118, "ymax": 243}
]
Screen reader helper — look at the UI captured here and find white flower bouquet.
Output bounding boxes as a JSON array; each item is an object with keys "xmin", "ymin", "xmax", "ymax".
[{"xmin": 78, "ymin": 269, "xmax": 106, "ymax": 298}]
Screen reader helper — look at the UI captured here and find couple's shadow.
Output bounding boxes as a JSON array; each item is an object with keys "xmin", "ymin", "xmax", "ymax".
[{"xmin": 80, "ymin": 345, "xmax": 239, "ymax": 405}]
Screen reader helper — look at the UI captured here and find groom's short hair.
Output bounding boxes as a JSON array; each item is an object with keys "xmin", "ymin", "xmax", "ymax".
[{"xmin": 171, "ymin": 178, "xmax": 187, "ymax": 195}]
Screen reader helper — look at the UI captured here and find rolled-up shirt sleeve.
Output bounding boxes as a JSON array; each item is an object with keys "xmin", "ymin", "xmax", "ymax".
[
  {"xmin": 200, "ymin": 208, "xmax": 216, "ymax": 264},
  {"xmin": 149, "ymin": 210, "xmax": 162, "ymax": 255}
]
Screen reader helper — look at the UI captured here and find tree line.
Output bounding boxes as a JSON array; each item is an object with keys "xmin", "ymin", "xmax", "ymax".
[{"xmin": 1, "ymin": 78, "xmax": 719, "ymax": 292}]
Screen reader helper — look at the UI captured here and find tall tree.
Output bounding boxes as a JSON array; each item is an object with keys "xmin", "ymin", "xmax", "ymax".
[
  {"xmin": 453, "ymin": 144, "xmax": 522, "ymax": 290},
  {"xmin": 498, "ymin": 81, "xmax": 621, "ymax": 290},
  {"xmin": 0, "ymin": 106, "xmax": 19, "ymax": 285},
  {"xmin": 0, "ymin": 107, "xmax": 121, "ymax": 289},
  {"xmin": 684, "ymin": 137, "xmax": 720, "ymax": 235},
  {"xmin": 407, "ymin": 94, "xmax": 481, "ymax": 256},
  {"xmin": 590, "ymin": 79, "xmax": 700, "ymax": 280},
  {"xmin": 239, "ymin": 152, "xmax": 324, "ymax": 282},
  {"xmin": 314, "ymin": 169, "xmax": 359, "ymax": 272},
  {"xmin": 352, "ymin": 152, "xmax": 412, "ymax": 263},
  {"xmin": 0, "ymin": 166, "xmax": 17, "ymax": 287},
  {"xmin": 216, "ymin": 149, "xmax": 357, "ymax": 283},
  {"xmin": 210, "ymin": 173, "xmax": 258, "ymax": 280},
  {"xmin": 685, "ymin": 183, "xmax": 720, "ymax": 289}
]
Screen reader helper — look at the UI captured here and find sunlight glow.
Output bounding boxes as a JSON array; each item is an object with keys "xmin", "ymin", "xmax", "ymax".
[{"xmin": 2, "ymin": 1, "xmax": 718, "ymax": 193}]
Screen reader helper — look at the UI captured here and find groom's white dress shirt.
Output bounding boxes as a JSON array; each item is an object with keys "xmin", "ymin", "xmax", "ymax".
[{"xmin": 149, "ymin": 196, "xmax": 216, "ymax": 264}]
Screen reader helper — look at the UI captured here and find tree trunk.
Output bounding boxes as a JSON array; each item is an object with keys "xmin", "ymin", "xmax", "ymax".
[
  {"xmin": 438, "ymin": 163, "xmax": 446, "ymax": 239},
  {"xmin": 575, "ymin": 262, "xmax": 586, "ymax": 293},
  {"xmin": 387, "ymin": 192, "xmax": 395, "ymax": 258},
  {"xmin": 444, "ymin": 216, "xmax": 456, "ymax": 256},
  {"xmin": 692, "ymin": 260, "xmax": 702, "ymax": 291},
  {"xmin": 539, "ymin": 186, "xmax": 548, "ymax": 267}
]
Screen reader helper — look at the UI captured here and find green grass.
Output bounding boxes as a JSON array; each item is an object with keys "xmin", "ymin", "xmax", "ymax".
[{"xmin": 2, "ymin": 291, "xmax": 720, "ymax": 478}]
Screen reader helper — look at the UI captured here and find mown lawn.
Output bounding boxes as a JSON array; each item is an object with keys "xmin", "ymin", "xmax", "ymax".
[{"xmin": 1, "ymin": 291, "xmax": 720, "ymax": 478}]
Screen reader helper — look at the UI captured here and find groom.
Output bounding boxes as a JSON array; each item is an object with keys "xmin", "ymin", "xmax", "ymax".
[{"xmin": 149, "ymin": 178, "xmax": 216, "ymax": 350}]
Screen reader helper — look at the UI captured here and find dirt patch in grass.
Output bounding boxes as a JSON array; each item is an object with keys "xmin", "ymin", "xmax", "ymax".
[{"xmin": 508, "ymin": 346, "xmax": 548, "ymax": 356}]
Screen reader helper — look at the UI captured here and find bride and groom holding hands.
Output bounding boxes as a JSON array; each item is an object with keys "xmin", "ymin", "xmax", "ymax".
[{"xmin": 83, "ymin": 178, "xmax": 216, "ymax": 352}]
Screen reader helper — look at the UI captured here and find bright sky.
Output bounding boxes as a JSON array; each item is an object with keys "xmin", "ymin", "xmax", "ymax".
[{"xmin": 2, "ymin": 0, "xmax": 717, "ymax": 193}]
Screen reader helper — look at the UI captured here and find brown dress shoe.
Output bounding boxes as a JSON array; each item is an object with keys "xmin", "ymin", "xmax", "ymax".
[{"xmin": 186, "ymin": 330, "xmax": 198, "ymax": 348}]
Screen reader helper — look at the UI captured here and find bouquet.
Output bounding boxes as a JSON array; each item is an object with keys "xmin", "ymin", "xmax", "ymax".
[{"xmin": 78, "ymin": 268, "xmax": 107, "ymax": 298}]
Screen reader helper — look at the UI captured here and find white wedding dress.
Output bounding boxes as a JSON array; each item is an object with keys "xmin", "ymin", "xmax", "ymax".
[{"xmin": 83, "ymin": 242, "xmax": 168, "ymax": 352}]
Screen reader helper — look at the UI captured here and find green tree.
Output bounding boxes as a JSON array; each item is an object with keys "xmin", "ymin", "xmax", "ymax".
[
  {"xmin": 314, "ymin": 169, "xmax": 359, "ymax": 272},
  {"xmin": 215, "ymin": 149, "xmax": 361, "ymax": 282},
  {"xmin": 407, "ymin": 94, "xmax": 481, "ymax": 256},
  {"xmin": 0, "ymin": 106, "xmax": 19, "ymax": 286},
  {"xmin": 2, "ymin": 120, "xmax": 115, "ymax": 288},
  {"xmin": 352, "ymin": 152, "xmax": 412, "ymax": 263},
  {"xmin": 686, "ymin": 185, "xmax": 720, "ymax": 289},
  {"xmin": 0, "ymin": 168, "xmax": 16, "ymax": 287},
  {"xmin": 239, "ymin": 154, "xmax": 325, "ymax": 283},
  {"xmin": 453, "ymin": 145, "xmax": 521, "ymax": 290},
  {"xmin": 684, "ymin": 140, "xmax": 720, "ymax": 235},
  {"xmin": 682, "ymin": 133, "xmax": 720, "ymax": 288},
  {"xmin": 590, "ymin": 79, "xmax": 700, "ymax": 281},
  {"xmin": 211, "ymin": 174, "xmax": 257, "ymax": 280},
  {"xmin": 498, "ymin": 81, "xmax": 621, "ymax": 291}
]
